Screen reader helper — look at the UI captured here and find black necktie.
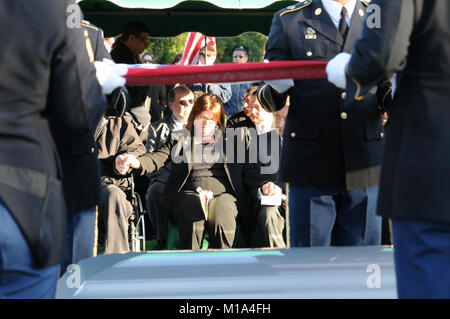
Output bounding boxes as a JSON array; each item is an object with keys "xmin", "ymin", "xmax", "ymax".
[{"xmin": 338, "ymin": 7, "xmax": 349, "ymax": 40}]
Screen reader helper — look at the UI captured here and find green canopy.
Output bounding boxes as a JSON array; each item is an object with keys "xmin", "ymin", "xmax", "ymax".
[{"xmin": 78, "ymin": 0, "xmax": 299, "ymax": 37}]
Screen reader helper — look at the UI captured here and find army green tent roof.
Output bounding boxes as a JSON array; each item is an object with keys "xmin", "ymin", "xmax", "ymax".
[{"xmin": 78, "ymin": 0, "xmax": 299, "ymax": 37}]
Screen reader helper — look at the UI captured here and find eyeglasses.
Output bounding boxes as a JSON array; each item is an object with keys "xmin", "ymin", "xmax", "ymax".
[
  {"xmin": 142, "ymin": 59, "xmax": 153, "ymax": 63},
  {"xmin": 178, "ymin": 99, "xmax": 194, "ymax": 106},
  {"xmin": 233, "ymin": 55, "xmax": 246, "ymax": 59}
]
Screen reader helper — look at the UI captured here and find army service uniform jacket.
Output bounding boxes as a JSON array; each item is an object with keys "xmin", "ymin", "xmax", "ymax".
[
  {"xmin": 346, "ymin": 0, "xmax": 450, "ymax": 224},
  {"xmin": 51, "ymin": 21, "xmax": 110, "ymax": 215},
  {"xmin": 0, "ymin": 0, "xmax": 106, "ymax": 267},
  {"xmin": 259, "ymin": 0, "xmax": 392, "ymax": 191}
]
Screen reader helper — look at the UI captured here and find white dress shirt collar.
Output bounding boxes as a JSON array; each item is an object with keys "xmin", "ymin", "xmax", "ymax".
[
  {"xmin": 321, "ymin": 0, "xmax": 357, "ymax": 29},
  {"xmin": 255, "ymin": 113, "xmax": 274, "ymax": 136},
  {"xmin": 172, "ymin": 117, "xmax": 186, "ymax": 131}
]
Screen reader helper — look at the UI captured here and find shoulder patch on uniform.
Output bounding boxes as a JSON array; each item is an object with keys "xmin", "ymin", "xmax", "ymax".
[{"xmin": 280, "ymin": 0, "xmax": 312, "ymax": 17}]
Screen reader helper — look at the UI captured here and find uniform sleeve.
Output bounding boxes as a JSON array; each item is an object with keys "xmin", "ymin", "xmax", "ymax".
[
  {"xmin": 208, "ymin": 83, "xmax": 232, "ymax": 104},
  {"xmin": 346, "ymin": 0, "xmax": 415, "ymax": 99},
  {"xmin": 94, "ymin": 28, "xmax": 111, "ymax": 61},
  {"xmin": 48, "ymin": 2, "xmax": 106, "ymax": 133},
  {"xmin": 264, "ymin": 12, "xmax": 292, "ymax": 61},
  {"xmin": 118, "ymin": 117, "xmax": 146, "ymax": 157},
  {"xmin": 137, "ymin": 138, "xmax": 175, "ymax": 176},
  {"xmin": 257, "ymin": 11, "xmax": 291, "ymax": 112},
  {"xmin": 146, "ymin": 124, "xmax": 159, "ymax": 153}
]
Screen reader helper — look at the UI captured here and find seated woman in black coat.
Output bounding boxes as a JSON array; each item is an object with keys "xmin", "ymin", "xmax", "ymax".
[{"xmin": 115, "ymin": 93, "xmax": 281, "ymax": 249}]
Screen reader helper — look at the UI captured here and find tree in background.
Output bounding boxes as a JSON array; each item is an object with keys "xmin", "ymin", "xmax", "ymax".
[
  {"xmin": 145, "ymin": 33, "xmax": 188, "ymax": 64},
  {"xmin": 216, "ymin": 32, "xmax": 268, "ymax": 63},
  {"xmin": 145, "ymin": 32, "xmax": 267, "ymax": 64}
]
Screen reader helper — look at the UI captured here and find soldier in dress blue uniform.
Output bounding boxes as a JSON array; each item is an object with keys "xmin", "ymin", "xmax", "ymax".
[
  {"xmin": 327, "ymin": 0, "xmax": 450, "ymax": 299},
  {"xmin": 0, "ymin": 0, "xmax": 107, "ymax": 298},
  {"xmin": 257, "ymin": 0, "xmax": 392, "ymax": 247},
  {"xmin": 55, "ymin": 20, "xmax": 115, "ymax": 273}
]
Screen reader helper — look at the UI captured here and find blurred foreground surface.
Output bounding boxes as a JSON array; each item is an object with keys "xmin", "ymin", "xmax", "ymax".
[{"xmin": 56, "ymin": 246, "xmax": 396, "ymax": 299}]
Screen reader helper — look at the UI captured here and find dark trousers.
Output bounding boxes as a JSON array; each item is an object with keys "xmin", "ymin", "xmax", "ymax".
[
  {"xmin": 101, "ymin": 184, "xmax": 133, "ymax": 254},
  {"xmin": 0, "ymin": 201, "xmax": 59, "ymax": 299},
  {"xmin": 288, "ymin": 184, "xmax": 381, "ymax": 247},
  {"xmin": 249, "ymin": 200, "xmax": 286, "ymax": 248},
  {"xmin": 392, "ymin": 220, "xmax": 450, "ymax": 299},
  {"xmin": 146, "ymin": 181, "xmax": 168, "ymax": 243},
  {"xmin": 170, "ymin": 190, "xmax": 238, "ymax": 249}
]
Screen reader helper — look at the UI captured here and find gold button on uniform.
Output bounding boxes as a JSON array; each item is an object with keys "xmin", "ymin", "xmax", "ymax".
[
  {"xmin": 91, "ymin": 147, "xmax": 95, "ymax": 153},
  {"xmin": 340, "ymin": 112, "xmax": 348, "ymax": 120},
  {"xmin": 341, "ymin": 92, "xmax": 347, "ymax": 100},
  {"xmin": 380, "ymin": 132, "xmax": 384, "ymax": 138},
  {"xmin": 291, "ymin": 132, "xmax": 296, "ymax": 138},
  {"xmin": 315, "ymin": 8, "xmax": 322, "ymax": 16},
  {"xmin": 306, "ymin": 51, "xmax": 313, "ymax": 57}
]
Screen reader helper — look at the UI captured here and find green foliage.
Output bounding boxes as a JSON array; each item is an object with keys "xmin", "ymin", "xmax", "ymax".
[
  {"xmin": 216, "ymin": 32, "xmax": 268, "ymax": 63},
  {"xmin": 145, "ymin": 33, "xmax": 188, "ymax": 64},
  {"xmin": 144, "ymin": 32, "xmax": 267, "ymax": 64}
]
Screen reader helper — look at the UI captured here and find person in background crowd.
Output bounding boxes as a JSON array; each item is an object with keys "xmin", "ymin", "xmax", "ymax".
[
  {"xmin": 189, "ymin": 46, "xmax": 232, "ymax": 105},
  {"xmin": 141, "ymin": 51, "xmax": 167, "ymax": 124},
  {"xmin": 172, "ymin": 53, "xmax": 183, "ymax": 65},
  {"xmin": 224, "ymin": 46, "xmax": 252, "ymax": 118},
  {"xmin": 231, "ymin": 86, "xmax": 286, "ymax": 248},
  {"xmin": 327, "ymin": 0, "xmax": 450, "ymax": 299},
  {"xmin": 95, "ymin": 107, "xmax": 146, "ymax": 255},
  {"xmin": 115, "ymin": 93, "xmax": 281, "ymax": 250},
  {"xmin": 145, "ymin": 85, "xmax": 195, "ymax": 249},
  {"xmin": 111, "ymin": 21, "xmax": 151, "ymax": 142},
  {"xmin": 165, "ymin": 53, "xmax": 184, "ymax": 109},
  {"xmin": 232, "ymin": 46, "xmax": 249, "ymax": 64}
]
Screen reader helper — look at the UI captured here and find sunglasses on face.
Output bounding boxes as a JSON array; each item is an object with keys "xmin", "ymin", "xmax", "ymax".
[
  {"xmin": 142, "ymin": 59, "xmax": 153, "ymax": 63},
  {"xmin": 233, "ymin": 55, "xmax": 246, "ymax": 59},
  {"xmin": 178, "ymin": 99, "xmax": 194, "ymax": 106}
]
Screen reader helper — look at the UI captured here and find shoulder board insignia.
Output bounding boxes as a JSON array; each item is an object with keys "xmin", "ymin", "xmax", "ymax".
[
  {"xmin": 361, "ymin": 1, "xmax": 370, "ymax": 6},
  {"xmin": 81, "ymin": 21, "xmax": 99, "ymax": 31},
  {"xmin": 280, "ymin": 0, "xmax": 312, "ymax": 17}
]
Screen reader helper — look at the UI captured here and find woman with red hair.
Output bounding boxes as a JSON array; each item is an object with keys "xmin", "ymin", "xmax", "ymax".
[{"xmin": 115, "ymin": 93, "xmax": 280, "ymax": 249}]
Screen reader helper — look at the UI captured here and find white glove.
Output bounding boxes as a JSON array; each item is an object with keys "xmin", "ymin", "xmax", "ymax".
[
  {"xmin": 93, "ymin": 58, "xmax": 128, "ymax": 95},
  {"xmin": 326, "ymin": 52, "xmax": 351, "ymax": 89},
  {"xmin": 266, "ymin": 79, "xmax": 294, "ymax": 94}
]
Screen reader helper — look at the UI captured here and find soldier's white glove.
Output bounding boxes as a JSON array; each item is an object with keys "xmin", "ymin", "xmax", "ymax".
[
  {"xmin": 93, "ymin": 58, "xmax": 128, "ymax": 95},
  {"xmin": 266, "ymin": 79, "xmax": 294, "ymax": 94},
  {"xmin": 326, "ymin": 52, "xmax": 351, "ymax": 89}
]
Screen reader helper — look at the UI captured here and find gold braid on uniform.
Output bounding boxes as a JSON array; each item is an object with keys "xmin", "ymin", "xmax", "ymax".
[{"xmin": 280, "ymin": 0, "xmax": 312, "ymax": 17}]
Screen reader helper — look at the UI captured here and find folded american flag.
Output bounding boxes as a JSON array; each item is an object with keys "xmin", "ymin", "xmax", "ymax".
[{"xmin": 124, "ymin": 60, "xmax": 327, "ymax": 85}]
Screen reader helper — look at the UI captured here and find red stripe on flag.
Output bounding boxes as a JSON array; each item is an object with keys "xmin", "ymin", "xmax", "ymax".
[
  {"xmin": 180, "ymin": 32, "xmax": 216, "ymax": 65},
  {"xmin": 180, "ymin": 32, "xmax": 197, "ymax": 65}
]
